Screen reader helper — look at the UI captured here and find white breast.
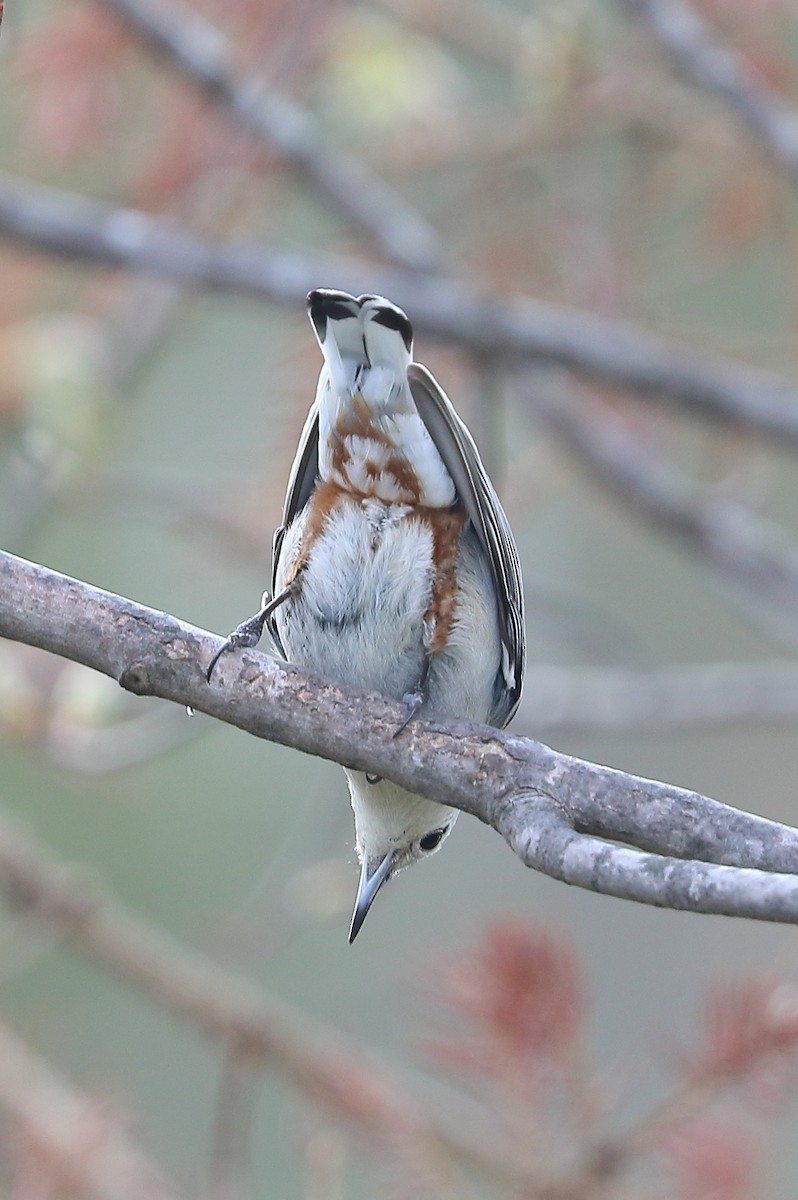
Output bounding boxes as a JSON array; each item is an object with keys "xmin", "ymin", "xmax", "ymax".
[
  {"xmin": 315, "ymin": 370, "xmax": 456, "ymax": 508},
  {"xmin": 274, "ymin": 496, "xmax": 501, "ymax": 725},
  {"xmin": 274, "ymin": 497, "xmax": 435, "ymax": 700}
]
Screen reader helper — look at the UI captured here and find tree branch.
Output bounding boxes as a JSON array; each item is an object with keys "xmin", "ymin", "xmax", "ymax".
[
  {"xmin": 3, "ymin": 174, "xmax": 798, "ymax": 448},
  {"xmin": 35, "ymin": 661, "xmax": 798, "ymax": 783},
  {"xmin": 519, "ymin": 661, "xmax": 798, "ymax": 734},
  {"xmin": 96, "ymin": 0, "xmax": 443, "ymax": 272},
  {"xmin": 0, "ymin": 811, "xmax": 541, "ymax": 1190},
  {"xmin": 519, "ymin": 796, "xmax": 798, "ymax": 924},
  {"xmin": 529, "ymin": 382, "xmax": 798, "ymax": 635},
  {"xmin": 208, "ymin": 1048, "xmax": 259, "ymax": 1200},
  {"xmin": 3, "ymin": 549, "xmax": 798, "ymax": 924},
  {"xmin": 0, "ymin": 1022, "xmax": 186, "ymax": 1200},
  {"xmin": 625, "ymin": 0, "xmax": 798, "ymax": 180}
]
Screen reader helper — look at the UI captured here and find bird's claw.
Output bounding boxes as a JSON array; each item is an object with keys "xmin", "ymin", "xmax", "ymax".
[
  {"xmin": 393, "ymin": 687, "xmax": 426, "ymax": 739},
  {"xmin": 205, "ymin": 610, "xmax": 268, "ymax": 683}
]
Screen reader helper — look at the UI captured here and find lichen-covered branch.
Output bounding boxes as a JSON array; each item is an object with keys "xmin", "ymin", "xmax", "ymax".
[{"xmin": 3, "ymin": 549, "xmax": 798, "ymax": 924}]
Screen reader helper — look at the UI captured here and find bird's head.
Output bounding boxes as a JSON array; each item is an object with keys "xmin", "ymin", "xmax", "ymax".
[
  {"xmin": 345, "ymin": 771, "xmax": 458, "ymax": 942},
  {"xmin": 307, "ymin": 289, "xmax": 413, "ymax": 398}
]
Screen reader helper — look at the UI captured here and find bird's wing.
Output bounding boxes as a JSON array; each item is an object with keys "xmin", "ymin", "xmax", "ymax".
[
  {"xmin": 408, "ymin": 363, "xmax": 525, "ymax": 727},
  {"xmin": 268, "ymin": 397, "xmax": 320, "ymax": 654}
]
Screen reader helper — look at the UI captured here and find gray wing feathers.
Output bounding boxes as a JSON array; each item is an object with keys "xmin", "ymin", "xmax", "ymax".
[
  {"xmin": 268, "ymin": 399, "xmax": 320, "ymax": 656},
  {"xmin": 270, "ymin": 399, "xmax": 320, "ymax": 598},
  {"xmin": 408, "ymin": 364, "xmax": 525, "ymax": 727}
]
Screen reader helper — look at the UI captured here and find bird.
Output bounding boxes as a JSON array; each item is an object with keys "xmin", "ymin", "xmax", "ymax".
[{"xmin": 206, "ymin": 289, "xmax": 525, "ymax": 941}]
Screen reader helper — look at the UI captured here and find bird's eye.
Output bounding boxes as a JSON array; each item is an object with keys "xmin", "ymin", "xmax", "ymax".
[{"xmin": 419, "ymin": 827, "xmax": 447, "ymax": 853}]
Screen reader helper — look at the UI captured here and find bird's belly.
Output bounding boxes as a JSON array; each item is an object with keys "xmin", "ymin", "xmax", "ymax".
[
  {"xmin": 274, "ymin": 494, "xmax": 501, "ymax": 723},
  {"xmin": 274, "ymin": 498, "xmax": 433, "ymax": 700}
]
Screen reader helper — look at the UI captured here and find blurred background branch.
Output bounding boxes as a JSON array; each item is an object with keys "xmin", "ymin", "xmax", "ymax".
[
  {"xmin": 0, "ymin": 811, "xmax": 559, "ymax": 1195},
  {"xmin": 0, "ymin": 1022, "xmax": 186, "ymax": 1200},
  {"xmin": 520, "ymin": 659, "xmax": 798, "ymax": 733},
  {"xmin": 95, "ymin": 0, "xmax": 444, "ymax": 271},
  {"xmin": 4, "ymin": 0, "xmax": 798, "ymax": 1193},
  {"xmin": 5, "ymin": 173, "xmax": 798, "ymax": 445},
  {"xmin": 625, "ymin": 0, "xmax": 798, "ymax": 178}
]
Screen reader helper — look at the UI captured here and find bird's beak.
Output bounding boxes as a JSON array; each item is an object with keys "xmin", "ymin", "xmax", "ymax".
[{"xmin": 348, "ymin": 850, "xmax": 395, "ymax": 943}]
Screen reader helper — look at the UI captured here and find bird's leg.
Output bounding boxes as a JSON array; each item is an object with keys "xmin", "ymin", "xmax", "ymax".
[
  {"xmin": 206, "ymin": 584, "xmax": 295, "ymax": 682},
  {"xmin": 393, "ymin": 653, "xmax": 432, "ymax": 739}
]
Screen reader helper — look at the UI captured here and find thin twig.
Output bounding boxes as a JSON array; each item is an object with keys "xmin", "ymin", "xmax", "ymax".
[
  {"xmin": 625, "ymin": 0, "xmax": 798, "ymax": 180},
  {"xmin": 96, "ymin": 0, "xmax": 443, "ymax": 271},
  {"xmin": 0, "ymin": 1021, "xmax": 186, "ymax": 1200},
  {"xmin": 0, "ymin": 813, "xmax": 541, "ymax": 1191},
  {"xmin": 518, "ymin": 660, "xmax": 798, "ymax": 734},
  {"xmin": 208, "ymin": 1045, "xmax": 259, "ymax": 1200},
  {"xmin": 528, "ymin": 381, "xmax": 798, "ymax": 634}
]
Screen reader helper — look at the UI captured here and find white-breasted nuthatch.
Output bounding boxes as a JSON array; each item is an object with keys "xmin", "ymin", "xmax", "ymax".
[{"xmin": 207, "ymin": 289, "xmax": 525, "ymax": 941}]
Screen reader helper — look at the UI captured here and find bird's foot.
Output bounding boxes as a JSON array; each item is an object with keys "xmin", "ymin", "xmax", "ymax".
[
  {"xmin": 393, "ymin": 686, "xmax": 427, "ymax": 739},
  {"xmin": 206, "ymin": 585, "xmax": 293, "ymax": 682}
]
